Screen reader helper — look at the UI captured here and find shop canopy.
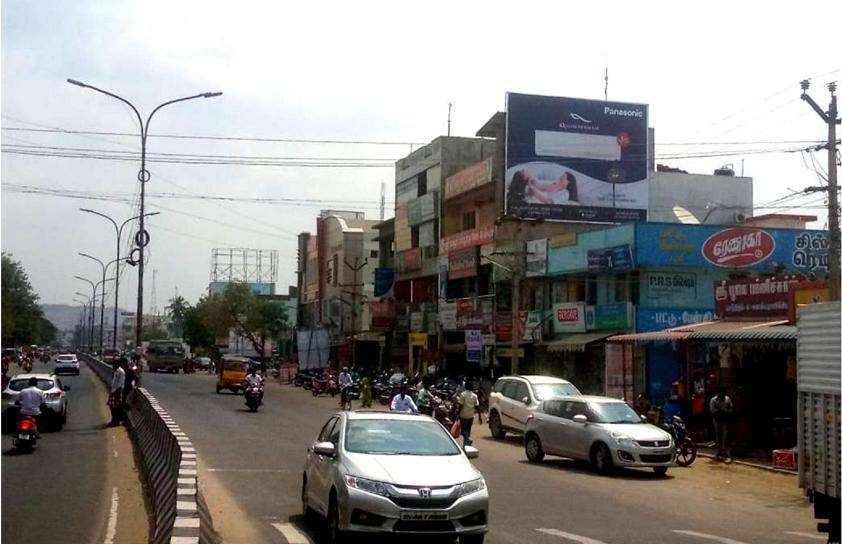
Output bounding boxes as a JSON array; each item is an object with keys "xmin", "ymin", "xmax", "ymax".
[
  {"xmin": 546, "ymin": 332, "xmax": 617, "ymax": 353},
  {"xmin": 608, "ymin": 320, "xmax": 793, "ymax": 344}
]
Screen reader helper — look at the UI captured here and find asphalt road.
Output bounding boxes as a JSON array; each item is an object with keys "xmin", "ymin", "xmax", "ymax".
[
  {"xmin": 143, "ymin": 371, "xmax": 822, "ymax": 544},
  {"xmin": 1, "ymin": 360, "xmax": 148, "ymax": 544}
]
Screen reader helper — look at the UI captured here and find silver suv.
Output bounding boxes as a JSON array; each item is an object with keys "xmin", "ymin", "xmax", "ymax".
[{"xmin": 488, "ymin": 375, "xmax": 580, "ymax": 438}]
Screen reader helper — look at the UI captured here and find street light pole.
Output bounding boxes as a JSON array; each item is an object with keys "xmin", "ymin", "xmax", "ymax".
[
  {"xmin": 79, "ymin": 253, "xmax": 125, "ymax": 354},
  {"xmin": 68, "ymin": 79, "xmax": 221, "ymax": 348},
  {"xmin": 75, "ymin": 276, "xmax": 114, "ymax": 353},
  {"xmin": 73, "ymin": 298, "xmax": 88, "ymax": 350},
  {"xmin": 80, "ymin": 209, "xmax": 160, "ymax": 348}
]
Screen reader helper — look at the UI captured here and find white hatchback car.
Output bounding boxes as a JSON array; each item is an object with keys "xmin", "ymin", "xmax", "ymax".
[
  {"xmin": 2, "ymin": 373, "xmax": 70, "ymax": 430},
  {"xmin": 524, "ymin": 396, "xmax": 675, "ymax": 475},
  {"xmin": 488, "ymin": 375, "xmax": 580, "ymax": 438},
  {"xmin": 303, "ymin": 411, "xmax": 489, "ymax": 543},
  {"xmin": 54, "ymin": 353, "xmax": 80, "ymax": 375}
]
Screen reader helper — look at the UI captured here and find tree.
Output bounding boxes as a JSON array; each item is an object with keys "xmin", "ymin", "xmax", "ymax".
[
  {"xmin": 166, "ymin": 295, "xmax": 190, "ymax": 338},
  {"xmin": 2, "ymin": 253, "xmax": 57, "ymax": 347},
  {"xmin": 183, "ymin": 302, "xmax": 216, "ymax": 355}
]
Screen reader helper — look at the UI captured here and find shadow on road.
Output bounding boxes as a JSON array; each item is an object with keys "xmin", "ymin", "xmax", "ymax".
[{"xmin": 516, "ymin": 458, "xmax": 674, "ymax": 481}]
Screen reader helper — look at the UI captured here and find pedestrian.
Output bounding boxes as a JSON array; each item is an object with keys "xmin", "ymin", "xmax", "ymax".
[
  {"xmin": 416, "ymin": 378, "xmax": 432, "ymax": 416},
  {"xmin": 107, "ymin": 358, "xmax": 127, "ymax": 427},
  {"xmin": 456, "ymin": 381, "xmax": 479, "ymax": 448},
  {"xmin": 361, "ymin": 377, "xmax": 372, "ymax": 408},
  {"xmin": 123, "ymin": 357, "xmax": 137, "ymax": 413},
  {"xmin": 709, "ymin": 387, "xmax": 734, "ymax": 461}
]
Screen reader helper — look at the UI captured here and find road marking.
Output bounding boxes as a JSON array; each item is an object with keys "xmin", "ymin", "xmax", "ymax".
[
  {"xmin": 170, "ymin": 538, "xmax": 198, "ymax": 544},
  {"xmin": 174, "ymin": 517, "xmax": 200, "ymax": 528},
  {"xmin": 104, "ymin": 486, "xmax": 119, "ymax": 544},
  {"xmin": 672, "ymin": 530, "xmax": 750, "ymax": 544},
  {"xmin": 536, "ymin": 528, "xmax": 609, "ymax": 544},
  {"xmin": 272, "ymin": 522, "xmax": 312, "ymax": 544},
  {"xmin": 784, "ymin": 532, "xmax": 826, "ymax": 541},
  {"xmin": 207, "ymin": 468, "xmax": 289, "ymax": 473}
]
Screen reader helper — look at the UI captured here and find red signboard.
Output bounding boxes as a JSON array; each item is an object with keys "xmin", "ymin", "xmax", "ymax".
[
  {"xmin": 449, "ymin": 247, "xmax": 478, "ymax": 279},
  {"xmin": 714, "ymin": 275, "xmax": 804, "ymax": 318},
  {"xmin": 440, "ymin": 225, "xmax": 495, "ymax": 255},
  {"xmin": 702, "ymin": 228, "xmax": 776, "ymax": 268},
  {"xmin": 369, "ymin": 300, "xmax": 393, "ymax": 328},
  {"xmin": 445, "ymin": 158, "xmax": 493, "ymax": 200},
  {"xmin": 397, "ymin": 248, "xmax": 421, "ymax": 273}
]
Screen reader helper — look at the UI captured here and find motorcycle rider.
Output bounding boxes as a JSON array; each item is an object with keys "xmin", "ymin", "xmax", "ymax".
[
  {"xmin": 16, "ymin": 377, "xmax": 46, "ymax": 432},
  {"xmin": 390, "ymin": 384, "xmax": 418, "ymax": 413},
  {"xmin": 244, "ymin": 366, "xmax": 264, "ymax": 407}
]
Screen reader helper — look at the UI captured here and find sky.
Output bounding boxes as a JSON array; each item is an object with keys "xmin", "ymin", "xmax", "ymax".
[{"xmin": 1, "ymin": 0, "xmax": 840, "ymax": 314}]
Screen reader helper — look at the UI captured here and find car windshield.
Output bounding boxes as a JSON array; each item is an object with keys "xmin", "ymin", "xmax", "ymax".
[
  {"xmin": 590, "ymin": 402, "xmax": 644, "ymax": 424},
  {"xmin": 224, "ymin": 361, "xmax": 248, "ymax": 372},
  {"xmin": 57, "ymin": 355, "xmax": 76, "ymax": 362},
  {"xmin": 532, "ymin": 382, "xmax": 581, "ymax": 400},
  {"xmin": 9, "ymin": 379, "xmax": 54, "ymax": 392},
  {"xmin": 345, "ymin": 419, "xmax": 462, "ymax": 456}
]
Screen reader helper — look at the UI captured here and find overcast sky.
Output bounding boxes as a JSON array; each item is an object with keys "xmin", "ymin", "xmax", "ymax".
[{"xmin": 2, "ymin": 1, "xmax": 840, "ymax": 313}]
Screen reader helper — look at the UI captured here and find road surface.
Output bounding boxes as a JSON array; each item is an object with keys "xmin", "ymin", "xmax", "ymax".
[
  {"xmin": 1, "ymin": 360, "xmax": 148, "ymax": 544},
  {"xmin": 143, "ymin": 371, "xmax": 821, "ymax": 544}
]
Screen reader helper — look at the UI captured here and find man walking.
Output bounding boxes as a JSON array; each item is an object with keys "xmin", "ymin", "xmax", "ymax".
[
  {"xmin": 709, "ymin": 387, "xmax": 734, "ymax": 461},
  {"xmin": 456, "ymin": 382, "xmax": 479, "ymax": 448},
  {"xmin": 108, "ymin": 358, "xmax": 127, "ymax": 427}
]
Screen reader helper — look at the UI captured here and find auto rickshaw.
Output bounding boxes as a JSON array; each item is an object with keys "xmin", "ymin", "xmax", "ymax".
[{"xmin": 216, "ymin": 355, "xmax": 250, "ymax": 394}]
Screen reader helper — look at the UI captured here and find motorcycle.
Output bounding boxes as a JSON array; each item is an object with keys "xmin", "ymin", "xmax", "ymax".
[
  {"xmin": 244, "ymin": 384, "xmax": 264, "ymax": 412},
  {"xmin": 13, "ymin": 415, "xmax": 38, "ymax": 453},
  {"xmin": 430, "ymin": 395, "xmax": 456, "ymax": 429},
  {"xmin": 311, "ymin": 377, "xmax": 339, "ymax": 397},
  {"xmin": 658, "ymin": 415, "xmax": 697, "ymax": 466}
]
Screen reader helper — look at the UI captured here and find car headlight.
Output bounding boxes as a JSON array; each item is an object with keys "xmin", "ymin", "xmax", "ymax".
[
  {"xmin": 454, "ymin": 478, "xmax": 486, "ymax": 497},
  {"xmin": 344, "ymin": 475, "xmax": 390, "ymax": 497},
  {"xmin": 609, "ymin": 433, "xmax": 634, "ymax": 446}
]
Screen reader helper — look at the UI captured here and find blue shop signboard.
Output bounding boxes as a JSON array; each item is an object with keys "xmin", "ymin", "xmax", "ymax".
[
  {"xmin": 587, "ymin": 244, "xmax": 634, "ymax": 272},
  {"xmin": 637, "ymin": 307, "xmax": 716, "ymax": 333},
  {"xmin": 635, "ymin": 224, "xmax": 829, "ymax": 273}
]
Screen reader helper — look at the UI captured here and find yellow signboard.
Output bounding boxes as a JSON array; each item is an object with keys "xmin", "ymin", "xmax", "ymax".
[{"xmin": 409, "ymin": 333, "xmax": 428, "ymax": 347}]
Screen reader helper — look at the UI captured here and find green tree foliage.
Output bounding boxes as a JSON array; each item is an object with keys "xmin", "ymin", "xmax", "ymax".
[
  {"xmin": 183, "ymin": 301, "xmax": 217, "ymax": 355},
  {"xmin": 142, "ymin": 320, "xmax": 169, "ymax": 341},
  {"xmin": 165, "ymin": 295, "xmax": 190, "ymax": 337},
  {"xmin": 1, "ymin": 253, "xmax": 57, "ymax": 346}
]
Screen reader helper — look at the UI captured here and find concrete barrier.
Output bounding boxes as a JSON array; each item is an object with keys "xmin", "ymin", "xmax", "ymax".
[{"xmin": 82, "ymin": 355, "xmax": 217, "ymax": 544}]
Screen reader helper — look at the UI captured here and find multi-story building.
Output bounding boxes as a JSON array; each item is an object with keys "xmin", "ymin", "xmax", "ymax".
[{"xmin": 296, "ymin": 210, "xmax": 380, "ymax": 366}]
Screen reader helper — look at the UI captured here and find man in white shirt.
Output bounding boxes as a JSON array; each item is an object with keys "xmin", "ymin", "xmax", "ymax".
[
  {"xmin": 456, "ymin": 382, "xmax": 479, "ymax": 447},
  {"xmin": 108, "ymin": 360, "xmax": 126, "ymax": 427},
  {"xmin": 17, "ymin": 377, "xmax": 46, "ymax": 417},
  {"xmin": 390, "ymin": 384, "xmax": 418, "ymax": 413},
  {"xmin": 338, "ymin": 367, "xmax": 352, "ymax": 408}
]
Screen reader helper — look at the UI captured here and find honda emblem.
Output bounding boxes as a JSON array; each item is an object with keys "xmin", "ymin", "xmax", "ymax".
[{"xmin": 418, "ymin": 488, "xmax": 431, "ymax": 499}]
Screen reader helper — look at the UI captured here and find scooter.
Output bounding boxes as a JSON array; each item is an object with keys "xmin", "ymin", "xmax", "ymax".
[
  {"xmin": 311, "ymin": 377, "xmax": 339, "ymax": 397},
  {"xmin": 244, "ymin": 384, "xmax": 264, "ymax": 412},
  {"xmin": 658, "ymin": 415, "xmax": 697, "ymax": 466},
  {"xmin": 13, "ymin": 415, "xmax": 38, "ymax": 453}
]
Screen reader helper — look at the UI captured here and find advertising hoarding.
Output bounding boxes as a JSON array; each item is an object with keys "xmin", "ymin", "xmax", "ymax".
[
  {"xmin": 586, "ymin": 303, "xmax": 634, "ymax": 331},
  {"xmin": 395, "ymin": 204, "xmax": 412, "ymax": 252},
  {"xmin": 448, "ymin": 247, "xmax": 479, "ymax": 279},
  {"xmin": 587, "ymin": 244, "xmax": 634, "ymax": 272},
  {"xmin": 505, "ymin": 93, "xmax": 649, "ymax": 223},
  {"xmin": 440, "ymin": 225, "xmax": 495, "ymax": 255},
  {"xmin": 713, "ymin": 275, "xmax": 804, "ymax": 318},
  {"xmin": 465, "ymin": 330, "xmax": 483, "ymax": 362},
  {"xmin": 373, "ymin": 268, "xmax": 395, "ymax": 298},
  {"xmin": 637, "ymin": 307, "xmax": 715, "ymax": 333},
  {"xmin": 644, "ymin": 272, "xmax": 697, "ymax": 304},
  {"xmin": 553, "ymin": 302, "xmax": 587, "ymax": 333},
  {"xmin": 445, "ymin": 158, "xmax": 493, "ymax": 200}
]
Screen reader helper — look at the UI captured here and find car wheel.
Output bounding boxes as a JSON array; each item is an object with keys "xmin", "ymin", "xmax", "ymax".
[
  {"xmin": 592, "ymin": 443, "xmax": 614, "ymax": 475},
  {"xmin": 327, "ymin": 492, "xmax": 346, "ymax": 544},
  {"xmin": 489, "ymin": 411, "xmax": 505, "ymax": 439},
  {"xmin": 525, "ymin": 433, "xmax": 545, "ymax": 463},
  {"xmin": 653, "ymin": 466, "xmax": 668, "ymax": 476},
  {"xmin": 461, "ymin": 535, "xmax": 485, "ymax": 544}
]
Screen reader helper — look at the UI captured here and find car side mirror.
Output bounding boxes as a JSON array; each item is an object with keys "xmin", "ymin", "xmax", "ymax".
[
  {"xmin": 313, "ymin": 441, "xmax": 336, "ymax": 457},
  {"xmin": 521, "ymin": 396, "xmax": 530, "ymax": 404},
  {"xmin": 62, "ymin": 385, "xmax": 71, "ymax": 392},
  {"xmin": 464, "ymin": 445, "xmax": 479, "ymax": 459},
  {"xmin": 573, "ymin": 414, "xmax": 588, "ymax": 424},
  {"xmin": 639, "ymin": 414, "xmax": 647, "ymax": 422}
]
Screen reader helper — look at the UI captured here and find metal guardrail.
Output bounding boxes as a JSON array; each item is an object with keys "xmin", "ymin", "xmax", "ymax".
[{"xmin": 81, "ymin": 355, "xmax": 216, "ymax": 544}]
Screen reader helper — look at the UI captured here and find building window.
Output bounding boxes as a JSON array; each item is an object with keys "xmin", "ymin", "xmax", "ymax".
[
  {"xmin": 370, "ymin": 249, "xmax": 379, "ymax": 258},
  {"xmin": 462, "ymin": 211, "xmax": 476, "ymax": 231},
  {"xmin": 417, "ymin": 171, "xmax": 427, "ymax": 196},
  {"xmin": 411, "ymin": 226, "xmax": 420, "ymax": 248}
]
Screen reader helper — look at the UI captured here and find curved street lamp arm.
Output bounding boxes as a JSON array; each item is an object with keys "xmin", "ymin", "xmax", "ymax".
[
  {"xmin": 74, "ymin": 275, "xmax": 96, "ymax": 290},
  {"xmin": 67, "ymin": 79, "xmax": 144, "ymax": 135},
  {"xmin": 78, "ymin": 252, "xmax": 106, "ymax": 274},
  {"xmin": 146, "ymin": 93, "xmax": 222, "ymax": 136},
  {"xmin": 79, "ymin": 208, "xmax": 119, "ymax": 234}
]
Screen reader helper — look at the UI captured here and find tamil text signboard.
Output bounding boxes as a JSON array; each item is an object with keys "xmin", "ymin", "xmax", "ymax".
[
  {"xmin": 553, "ymin": 302, "xmax": 586, "ymax": 333},
  {"xmin": 445, "ymin": 158, "xmax": 493, "ymax": 200}
]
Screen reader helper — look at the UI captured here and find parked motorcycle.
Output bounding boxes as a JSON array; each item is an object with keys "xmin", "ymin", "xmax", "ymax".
[
  {"xmin": 658, "ymin": 415, "xmax": 697, "ymax": 466},
  {"xmin": 244, "ymin": 384, "xmax": 264, "ymax": 412},
  {"xmin": 13, "ymin": 415, "xmax": 38, "ymax": 453},
  {"xmin": 311, "ymin": 377, "xmax": 339, "ymax": 397}
]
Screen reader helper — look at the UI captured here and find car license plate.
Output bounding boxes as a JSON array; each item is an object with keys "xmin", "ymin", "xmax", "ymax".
[
  {"xmin": 17, "ymin": 434, "xmax": 30, "ymax": 440},
  {"xmin": 655, "ymin": 450, "xmax": 669, "ymax": 455},
  {"xmin": 399, "ymin": 511, "xmax": 449, "ymax": 521}
]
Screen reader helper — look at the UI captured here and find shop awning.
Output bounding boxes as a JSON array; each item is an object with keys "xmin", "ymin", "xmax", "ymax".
[
  {"xmin": 546, "ymin": 332, "xmax": 616, "ymax": 353},
  {"xmin": 608, "ymin": 330, "xmax": 692, "ymax": 343},
  {"xmin": 608, "ymin": 319, "xmax": 795, "ymax": 343}
]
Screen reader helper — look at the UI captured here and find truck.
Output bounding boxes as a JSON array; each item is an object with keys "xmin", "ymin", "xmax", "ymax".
[
  {"xmin": 145, "ymin": 340, "xmax": 186, "ymax": 373},
  {"xmin": 797, "ymin": 301, "xmax": 841, "ymax": 543}
]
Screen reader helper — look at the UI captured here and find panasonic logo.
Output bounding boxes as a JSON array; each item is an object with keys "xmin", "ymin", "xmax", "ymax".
[
  {"xmin": 570, "ymin": 113, "xmax": 592, "ymax": 123},
  {"xmin": 604, "ymin": 106, "xmax": 644, "ymax": 118}
]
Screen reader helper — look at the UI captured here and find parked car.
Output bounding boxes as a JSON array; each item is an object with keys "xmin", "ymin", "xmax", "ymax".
[
  {"xmin": 194, "ymin": 356, "xmax": 212, "ymax": 370},
  {"xmin": 54, "ymin": 353, "xmax": 80, "ymax": 375},
  {"xmin": 303, "ymin": 411, "xmax": 488, "ymax": 543},
  {"xmin": 488, "ymin": 375, "xmax": 580, "ymax": 438},
  {"xmin": 524, "ymin": 395, "xmax": 674, "ymax": 476},
  {"xmin": 2, "ymin": 373, "xmax": 70, "ymax": 430}
]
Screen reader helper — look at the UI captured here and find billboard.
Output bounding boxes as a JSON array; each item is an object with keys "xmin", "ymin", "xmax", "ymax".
[{"xmin": 505, "ymin": 93, "xmax": 648, "ymax": 223}]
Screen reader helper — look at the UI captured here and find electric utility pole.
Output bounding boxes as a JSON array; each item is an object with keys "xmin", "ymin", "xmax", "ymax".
[
  {"xmin": 801, "ymin": 80, "xmax": 841, "ymax": 300},
  {"xmin": 340, "ymin": 257, "xmax": 368, "ymax": 368}
]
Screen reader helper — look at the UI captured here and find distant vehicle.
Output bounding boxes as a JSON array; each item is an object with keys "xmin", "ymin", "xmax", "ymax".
[
  {"xmin": 194, "ymin": 356, "xmax": 212, "ymax": 370},
  {"xmin": 524, "ymin": 396, "xmax": 674, "ymax": 476},
  {"xmin": 488, "ymin": 375, "xmax": 581, "ymax": 438},
  {"xmin": 146, "ymin": 340, "xmax": 186, "ymax": 373},
  {"xmin": 303, "ymin": 411, "xmax": 488, "ymax": 543},
  {"xmin": 102, "ymin": 348, "xmax": 120, "ymax": 364},
  {"xmin": 2, "ymin": 373, "xmax": 70, "ymax": 430},
  {"xmin": 54, "ymin": 354, "xmax": 80, "ymax": 375}
]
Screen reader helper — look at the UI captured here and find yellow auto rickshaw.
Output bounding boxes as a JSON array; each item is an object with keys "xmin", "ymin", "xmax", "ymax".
[{"xmin": 216, "ymin": 355, "xmax": 250, "ymax": 394}]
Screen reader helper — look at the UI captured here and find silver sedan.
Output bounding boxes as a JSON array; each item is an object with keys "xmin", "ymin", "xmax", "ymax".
[
  {"xmin": 524, "ymin": 395, "xmax": 674, "ymax": 476},
  {"xmin": 303, "ymin": 411, "xmax": 489, "ymax": 543}
]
